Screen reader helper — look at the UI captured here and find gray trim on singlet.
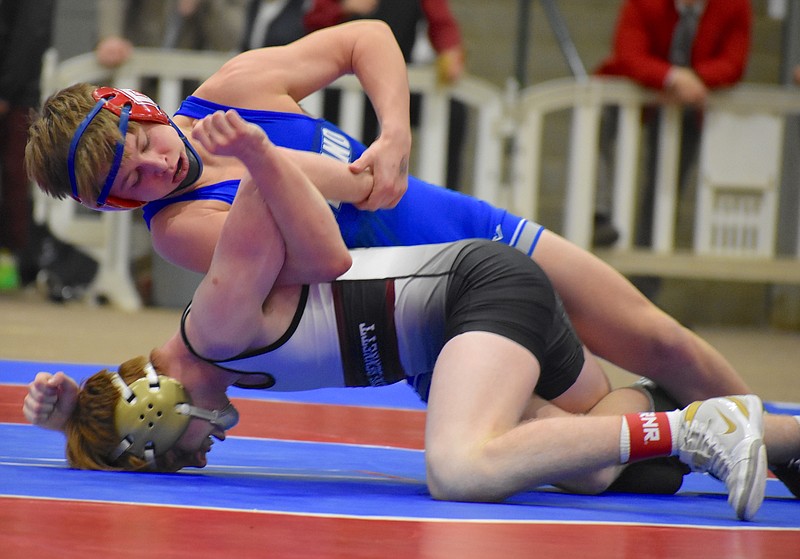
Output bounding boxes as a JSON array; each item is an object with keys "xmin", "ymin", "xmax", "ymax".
[{"xmin": 512, "ymin": 221, "xmax": 545, "ymax": 256}]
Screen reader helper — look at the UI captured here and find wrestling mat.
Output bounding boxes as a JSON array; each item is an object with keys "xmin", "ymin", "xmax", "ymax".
[{"xmin": 1, "ymin": 359, "xmax": 798, "ymax": 559}]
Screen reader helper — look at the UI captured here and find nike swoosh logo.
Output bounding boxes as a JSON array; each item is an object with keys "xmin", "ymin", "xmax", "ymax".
[
  {"xmin": 492, "ymin": 224, "xmax": 503, "ymax": 241},
  {"xmin": 716, "ymin": 410, "xmax": 738, "ymax": 435},
  {"xmin": 683, "ymin": 401, "xmax": 702, "ymax": 423},
  {"xmin": 727, "ymin": 395, "xmax": 752, "ymax": 419}
]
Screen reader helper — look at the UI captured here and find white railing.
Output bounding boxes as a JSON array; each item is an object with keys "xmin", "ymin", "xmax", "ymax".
[
  {"xmin": 36, "ymin": 49, "xmax": 800, "ymax": 309},
  {"xmin": 513, "ymin": 77, "xmax": 800, "ymax": 283}
]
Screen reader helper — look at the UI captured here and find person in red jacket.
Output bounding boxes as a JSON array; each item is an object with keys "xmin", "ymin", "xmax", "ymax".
[{"xmin": 592, "ymin": 0, "xmax": 752, "ymax": 252}]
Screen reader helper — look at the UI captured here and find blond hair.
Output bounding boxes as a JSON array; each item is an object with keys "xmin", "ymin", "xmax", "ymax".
[
  {"xmin": 25, "ymin": 83, "xmax": 139, "ymax": 206},
  {"xmin": 66, "ymin": 355, "xmax": 153, "ymax": 471}
]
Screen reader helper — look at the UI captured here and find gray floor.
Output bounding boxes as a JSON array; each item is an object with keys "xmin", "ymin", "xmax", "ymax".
[{"xmin": 1, "ymin": 287, "xmax": 798, "ymax": 404}]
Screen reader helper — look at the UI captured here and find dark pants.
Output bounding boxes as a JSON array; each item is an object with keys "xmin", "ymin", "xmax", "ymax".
[
  {"xmin": 597, "ymin": 105, "xmax": 702, "ymax": 245},
  {"xmin": 597, "ymin": 105, "xmax": 702, "ymax": 300},
  {"xmin": 0, "ymin": 106, "xmax": 32, "ymax": 253}
]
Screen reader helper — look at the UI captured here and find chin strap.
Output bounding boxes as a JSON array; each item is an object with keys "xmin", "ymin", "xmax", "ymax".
[{"xmin": 175, "ymin": 401, "xmax": 240, "ymax": 431}]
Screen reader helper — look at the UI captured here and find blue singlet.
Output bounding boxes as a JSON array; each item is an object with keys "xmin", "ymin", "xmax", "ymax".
[{"xmin": 142, "ymin": 96, "xmax": 544, "ymax": 255}]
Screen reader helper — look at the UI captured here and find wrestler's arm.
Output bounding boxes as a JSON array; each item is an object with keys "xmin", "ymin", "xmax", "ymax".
[
  {"xmin": 24, "ymin": 122, "xmax": 349, "ymax": 425},
  {"xmin": 187, "ymin": 110, "xmax": 350, "ymax": 355},
  {"xmin": 149, "ymin": 147, "xmax": 371, "ymax": 276},
  {"xmin": 195, "ymin": 20, "xmax": 411, "ymax": 210},
  {"xmin": 277, "ymin": 148, "xmax": 373, "ymax": 205}
]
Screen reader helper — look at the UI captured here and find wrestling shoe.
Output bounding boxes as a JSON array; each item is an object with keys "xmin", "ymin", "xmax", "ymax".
[
  {"xmin": 771, "ymin": 459, "xmax": 800, "ymax": 498},
  {"xmin": 677, "ymin": 395, "xmax": 766, "ymax": 521}
]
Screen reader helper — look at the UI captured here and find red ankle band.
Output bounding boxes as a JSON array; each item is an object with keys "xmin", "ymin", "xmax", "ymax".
[{"xmin": 624, "ymin": 411, "xmax": 673, "ymax": 463}]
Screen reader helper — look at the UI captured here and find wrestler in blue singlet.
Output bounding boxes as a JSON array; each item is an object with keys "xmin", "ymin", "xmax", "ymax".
[{"xmin": 143, "ymin": 96, "xmax": 545, "ymax": 255}]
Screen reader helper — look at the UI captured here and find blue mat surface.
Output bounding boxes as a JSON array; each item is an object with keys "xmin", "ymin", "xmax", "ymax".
[{"xmin": 2, "ymin": 358, "xmax": 798, "ymax": 529}]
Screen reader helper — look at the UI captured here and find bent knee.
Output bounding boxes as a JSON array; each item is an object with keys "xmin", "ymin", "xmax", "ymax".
[
  {"xmin": 427, "ymin": 469, "xmax": 501, "ymax": 503},
  {"xmin": 426, "ymin": 450, "xmax": 503, "ymax": 503}
]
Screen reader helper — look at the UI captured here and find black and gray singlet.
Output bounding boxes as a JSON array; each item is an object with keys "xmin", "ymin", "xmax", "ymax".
[{"xmin": 181, "ymin": 239, "xmax": 584, "ymax": 402}]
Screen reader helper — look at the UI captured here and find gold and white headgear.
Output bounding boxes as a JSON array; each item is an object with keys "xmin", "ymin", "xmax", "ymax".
[{"xmin": 107, "ymin": 362, "xmax": 239, "ymax": 467}]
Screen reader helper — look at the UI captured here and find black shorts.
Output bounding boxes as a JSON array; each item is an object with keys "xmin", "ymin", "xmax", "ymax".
[{"xmin": 443, "ymin": 240, "xmax": 585, "ymax": 400}]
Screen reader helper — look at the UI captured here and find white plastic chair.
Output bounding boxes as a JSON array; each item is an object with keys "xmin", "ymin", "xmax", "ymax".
[{"xmin": 695, "ymin": 110, "xmax": 784, "ymax": 257}]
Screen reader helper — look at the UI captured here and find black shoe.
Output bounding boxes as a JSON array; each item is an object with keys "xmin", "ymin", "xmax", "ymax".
[
  {"xmin": 770, "ymin": 459, "xmax": 800, "ymax": 498},
  {"xmin": 593, "ymin": 213, "xmax": 619, "ymax": 247},
  {"xmin": 606, "ymin": 456, "xmax": 691, "ymax": 495}
]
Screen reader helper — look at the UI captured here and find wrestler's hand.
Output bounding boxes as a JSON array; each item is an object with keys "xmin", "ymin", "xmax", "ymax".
[
  {"xmin": 350, "ymin": 132, "xmax": 409, "ymax": 210},
  {"xmin": 22, "ymin": 371, "xmax": 79, "ymax": 432},
  {"xmin": 190, "ymin": 110, "xmax": 271, "ymax": 164}
]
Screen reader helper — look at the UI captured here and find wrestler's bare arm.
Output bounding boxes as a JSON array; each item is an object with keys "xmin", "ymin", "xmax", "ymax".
[
  {"xmin": 278, "ymin": 148, "xmax": 373, "ymax": 205},
  {"xmin": 150, "ymin": 203, "xmax": 227, "ymax": 274},
  {"xmin": 188, "ymin": 110, "xmax": 349, "ymax": 355},
  {"xmin": 149, "ymin": 147, "xmax": 371, "ymax": 276},
  {"xmin": 198, "ymin": 21, "xmax": 408, "ymax": 128},
  {"xmin": 195, "ymin": 20, "xmax": 411, "ymax": 210}
]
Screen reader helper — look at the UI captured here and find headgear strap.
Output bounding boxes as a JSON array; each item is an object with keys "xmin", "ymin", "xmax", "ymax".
[
  {"xmin": 108, "ymin": 362, "xmax": 239, "ymax": 468},
  {"xmin": 108, "ymin": 364, "xmax": 191, "ymax": 467}
]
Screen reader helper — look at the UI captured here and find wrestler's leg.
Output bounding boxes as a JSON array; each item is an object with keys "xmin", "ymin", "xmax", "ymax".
[
  {"xmin": 424, "ymin": 331, "xmax": 627, "ymax": 502},
  {"xmin": 765, "ymin": 414, "xmax": 800, "ymax": 466},
  {"xmin": 533, "ymin": 230, "xmax": 750, "ymax": 404},
  {"xmin": 533, "ymin": 346, "xmax": 611, "ymax": 415},
  {"xmin": 526, "ymin": 390, "xmax": 655, "ymax": 494},
  {"xmin": 520, "ymin": 357, "xmax": 656, "ymax": 494},
  {"xmin": 766, "ymin": 414, "xmax": 800, "ymax": 498}
]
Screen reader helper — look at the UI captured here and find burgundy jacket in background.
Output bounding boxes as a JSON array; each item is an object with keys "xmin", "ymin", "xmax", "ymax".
[{"xmin": 304, "ymin": 0, "xmax": 462, "ymax": 60}]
